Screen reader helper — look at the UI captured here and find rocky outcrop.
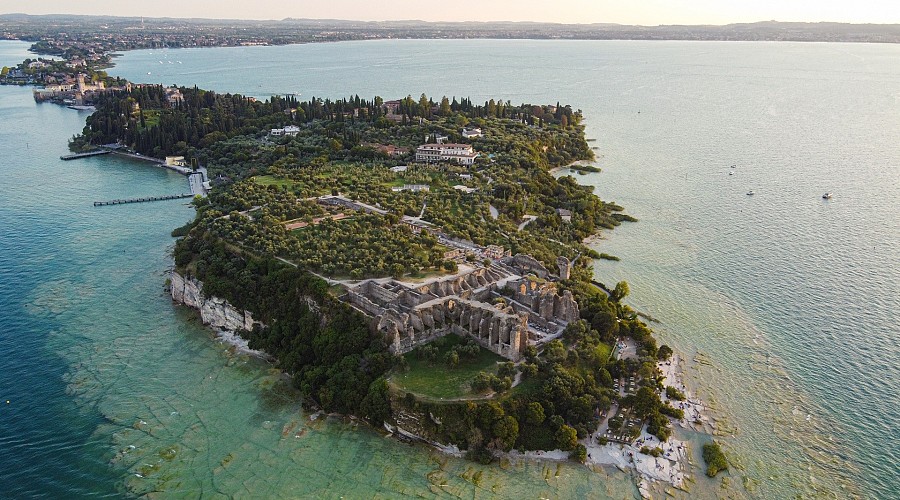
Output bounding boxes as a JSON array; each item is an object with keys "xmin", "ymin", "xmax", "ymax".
[{"xmin": 170, "ymin": 271, "xmax": 258, "ymax": 332}]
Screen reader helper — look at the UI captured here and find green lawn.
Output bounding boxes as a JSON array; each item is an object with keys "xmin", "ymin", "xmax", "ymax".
[
  {"xmin": 595, "ymin": 342, "xmax": 612, "ymax": 363},
  {"xmin": 390, "ymin": 334, "xmax": 503, "ymax": 400},
  {"xmin": 507, "ymin": 376, "xmax": 542, "ymax": 398}
]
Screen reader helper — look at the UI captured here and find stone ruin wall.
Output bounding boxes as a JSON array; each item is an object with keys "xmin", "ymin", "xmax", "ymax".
[
  {"xmin": 375, "ymin": 297, "xmax": 528, "ymax": 361},
  {"xmin": 505, "ymin": 278, "xmax": 580, "ymax": 324},
  {"xmin": 505, "ymin": 254, "xmax": 550, "ymax": 279},
  {"xmin": 346, "ymin": 260, "xmax": 580, "ymax": 362},
  {"xmin": 347, "ymin": 289, "xmax": 384, "ymax": 318},
  {"xmin": 355, "ymin": 280, "xmax": 400, "ymax": 305},
  {"xmin": 411, "ymin": 266, "xmax": 510, "ymax": 299}
]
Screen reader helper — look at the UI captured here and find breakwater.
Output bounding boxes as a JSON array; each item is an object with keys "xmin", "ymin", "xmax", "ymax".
[{"xmin": 60, "ymin": 150, "xmax": 110, "ymax": 160}]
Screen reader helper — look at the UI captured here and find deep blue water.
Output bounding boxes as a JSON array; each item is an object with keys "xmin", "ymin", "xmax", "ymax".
[{"xmin": 0, "ymin": 41, "xmax": 194, "ymax": 496}]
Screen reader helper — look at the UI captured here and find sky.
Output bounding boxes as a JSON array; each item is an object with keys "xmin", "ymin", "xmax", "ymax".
[{"xmin": 0, "ymin": 0, "xmax": 898, "ymax": 25}]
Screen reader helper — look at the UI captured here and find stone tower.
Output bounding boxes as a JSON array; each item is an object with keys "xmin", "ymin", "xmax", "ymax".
[{"xmin": 557, "ymin": 256, "xmax": 572, "ymax": 280}]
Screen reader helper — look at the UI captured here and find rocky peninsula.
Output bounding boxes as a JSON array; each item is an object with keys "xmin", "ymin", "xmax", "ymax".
[{"xmin": 34, "ymin": 69, "xmax": 716, "ymax": 494}]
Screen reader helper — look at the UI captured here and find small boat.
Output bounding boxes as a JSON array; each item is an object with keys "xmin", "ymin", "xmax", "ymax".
[
  {"xmin": 729, "ymin": 172, "xmax": 734, "ymax": 176},
  {"xmin": 822, "ymin": 192, "xmax": 833, "ymax": 199},
  {"xmin": 747, "ymin": 190, "xmax": 755, "ymax": 196}
]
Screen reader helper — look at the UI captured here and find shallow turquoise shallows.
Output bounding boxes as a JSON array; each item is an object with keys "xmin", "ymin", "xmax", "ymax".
[{"xmin": 2, "ymin": 39, "xmax": 898, "ymax": 498}]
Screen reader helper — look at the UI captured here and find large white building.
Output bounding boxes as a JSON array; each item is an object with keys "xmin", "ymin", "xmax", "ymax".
[
  {"xmin": 461, "ymin": 127, "xmax": 483, "ymax": 138},
  {"xmin": 270, "ymin": 125, "xmax": 301, "ymax": 137},
  {"xmin": 415, "ymin": 143, "xmax": 478, "ymax": 165}
]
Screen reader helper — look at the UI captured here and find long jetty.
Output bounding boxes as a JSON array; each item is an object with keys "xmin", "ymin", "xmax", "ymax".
[
  {"xmin": 61, "ymin": 150, "xmax": 110, "ymax": 160},
  {"xmin": 93, "ymin": 193, "xmax": 194, "ymax": 206},
  {"xmin": 60, "ymin": 148, "xmax": 198, "ymax": 176}
]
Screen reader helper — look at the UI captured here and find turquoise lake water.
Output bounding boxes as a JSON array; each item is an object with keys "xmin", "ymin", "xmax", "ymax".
[{"xmin": 2, "ymin": 39, "xmax": 898, "ymax": 498}]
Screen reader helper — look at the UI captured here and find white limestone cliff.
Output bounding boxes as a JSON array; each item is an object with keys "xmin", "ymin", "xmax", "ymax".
[{"xmin": 170, "ymin": 271, "xmax": 257, "ymax": 333}]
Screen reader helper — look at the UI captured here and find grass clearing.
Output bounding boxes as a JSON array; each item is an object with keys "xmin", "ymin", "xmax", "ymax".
[
  {"xmin": 252, "ymin": 175, "xmax": 299, "ymax": 189},
  {"xmin": 507, "ymin": 376, "xmax": 542, "ymax": 398},
  {"xmin": 390, "ymin": 334, "xmax": 503, "ymax": 400},
  {"xmin": 595, "ymin": 342, "xmax": 612, "ymax": 363}
]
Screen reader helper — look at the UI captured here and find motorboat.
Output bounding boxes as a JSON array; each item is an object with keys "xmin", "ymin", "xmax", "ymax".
[
  {"xmin": 822, "ymin": 192, "xmax": 833, "ymax": 199},
  {"xmin": 747, "ymin": 190, "xmax": 755, "ymax": 196}
]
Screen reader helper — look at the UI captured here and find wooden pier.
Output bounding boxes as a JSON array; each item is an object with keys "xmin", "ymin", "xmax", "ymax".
[
  {"xmin": 93, "ymin": 193, "xmax": 195, "ymax": 206},
  {"xmin": 60, "ymin": 150, "xmax": 111, "ymax": 160}
]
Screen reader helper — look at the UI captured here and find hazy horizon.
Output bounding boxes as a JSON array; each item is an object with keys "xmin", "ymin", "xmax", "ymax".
[{"xmin": 0, "ymin": 0, "xmax": 898, "ymax": 26}]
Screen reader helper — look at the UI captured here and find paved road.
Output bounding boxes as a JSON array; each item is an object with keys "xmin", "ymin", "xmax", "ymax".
[
  {"xmin": 517, "ymin": 215, "xmax": 537, "ymax": 231},
  {"xmin": 617, "ymin": 337, "xmax": 638, "ymax": 360}
]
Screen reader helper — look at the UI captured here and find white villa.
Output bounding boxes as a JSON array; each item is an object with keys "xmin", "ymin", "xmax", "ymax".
[
  {"xmin": 270, "ymin": 125, "xmax": 301, "ymax": 137},
  {"xmin": 392, "ymin": 184, "xmax": 430, "ymax": 192},
  {"xmin": 165, "ymin": 156, "xmax": 187, "ymax": 167},
  {"xmin": 415, "ymin": 143, "xmax": 479, "ymax": 165},
  {"xmin": 462, "ymin": 127, "xmax": 483, "ymax": 138}
]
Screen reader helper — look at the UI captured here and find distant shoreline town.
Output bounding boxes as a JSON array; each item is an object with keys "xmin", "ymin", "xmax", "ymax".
[
  {"xmin": 4, "ymin": 14, "xmax": 900, "ymax": 108},
  {"xmin": 1, "ymin": 14, "xmax": 899, "ymax": 62}
]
